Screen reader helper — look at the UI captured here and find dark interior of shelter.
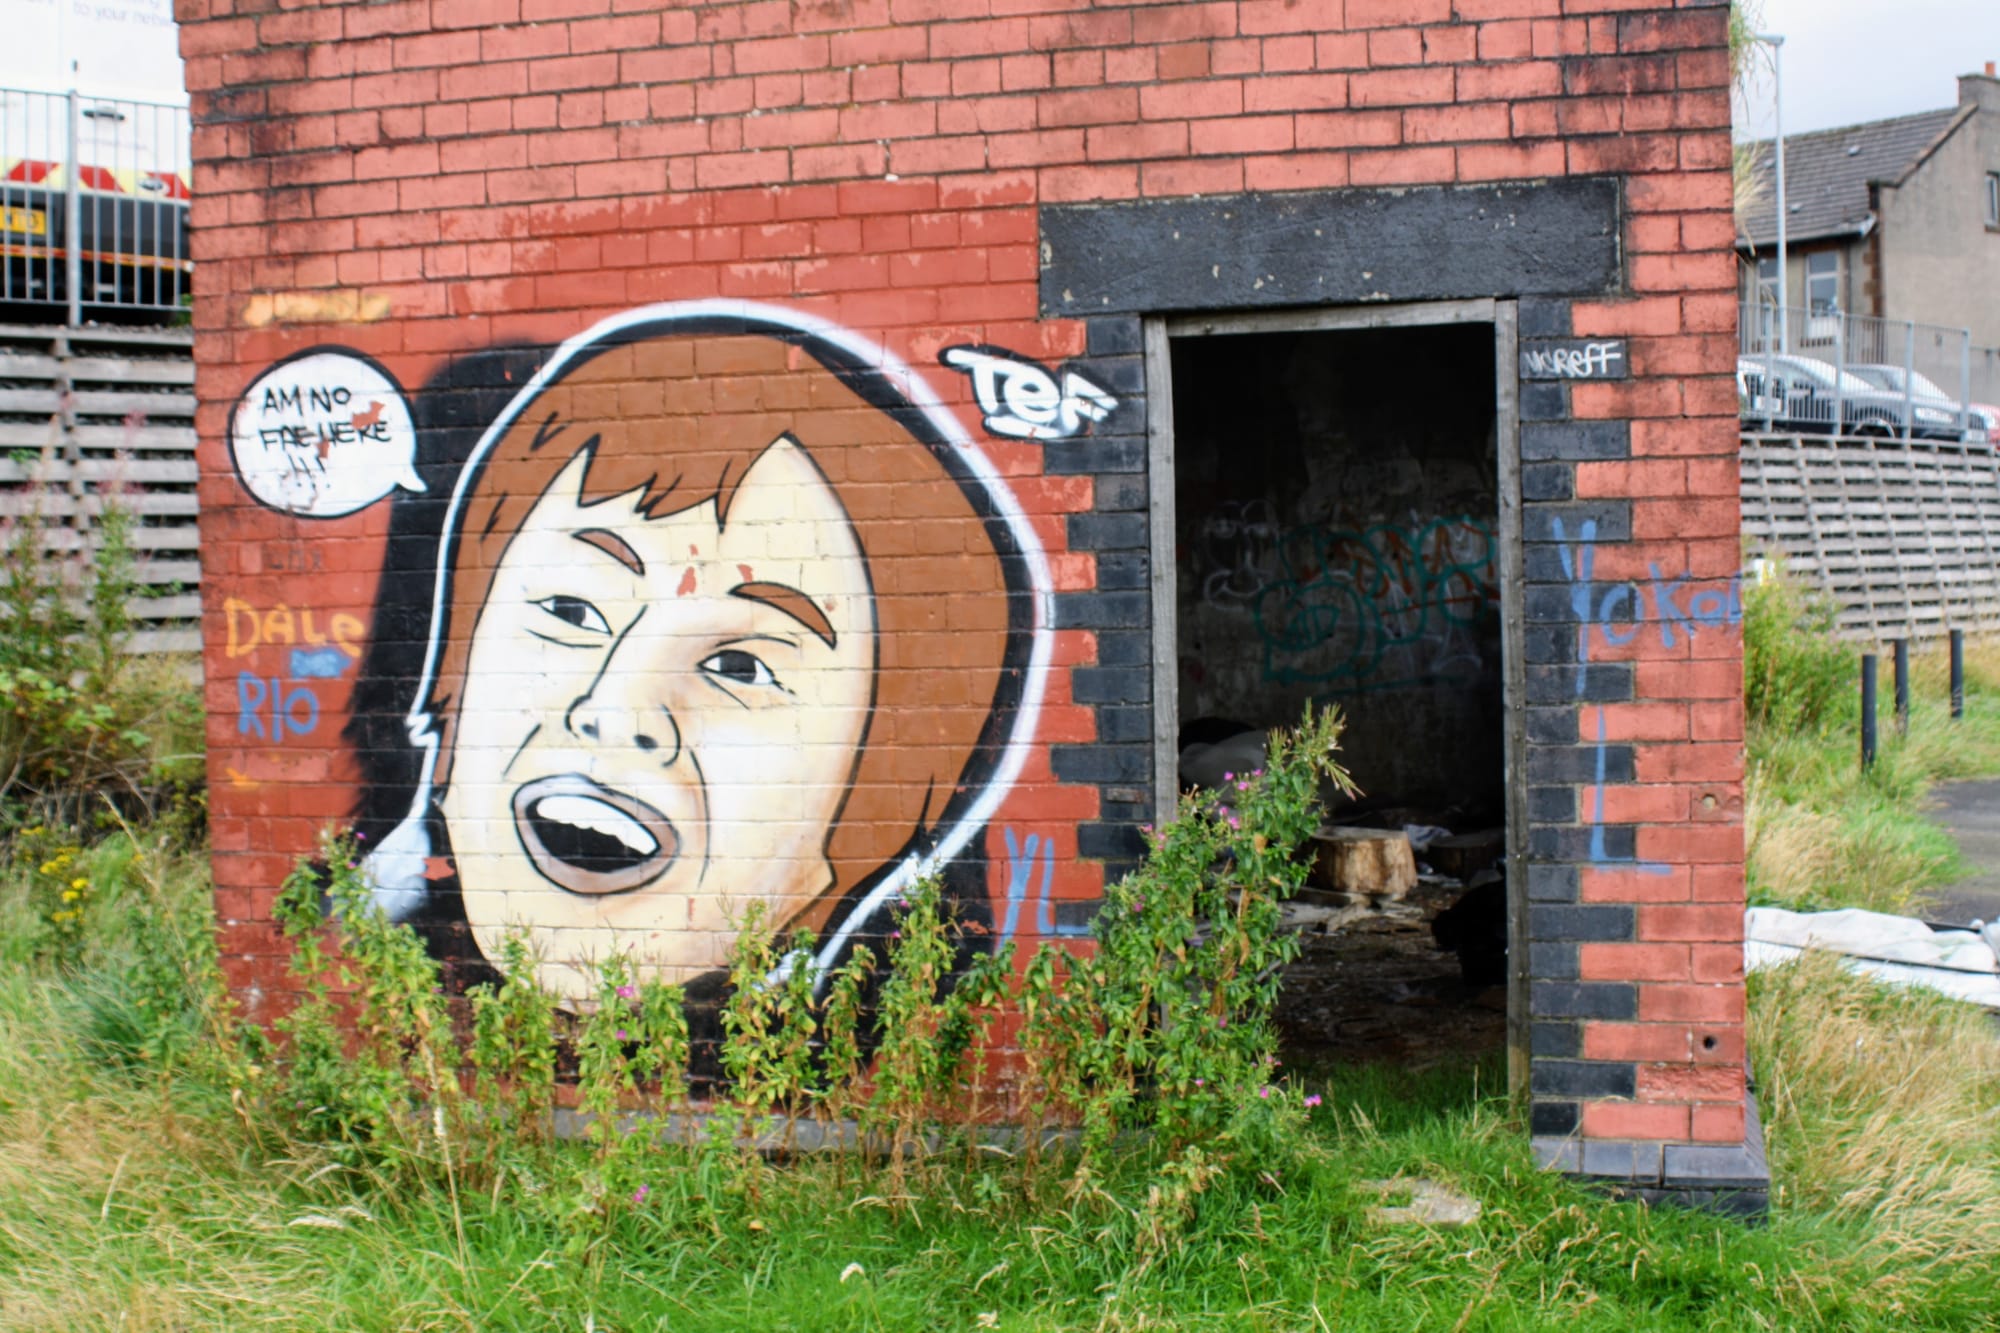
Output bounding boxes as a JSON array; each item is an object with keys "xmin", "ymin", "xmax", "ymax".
[{"xmin": 1170, "ymin": 322, "xmax": 1509, "ymax": 1068}]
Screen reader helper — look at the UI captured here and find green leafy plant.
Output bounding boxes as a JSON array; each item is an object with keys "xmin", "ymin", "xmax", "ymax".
[
  {"xmin": 1018, "ymin": 704, "xmax": 1352, "ymax": 1164},
  {"xmin": 1744, "ymin": 565, "xmax": 1854, "ymax": 736},
  {"xmin": 271, "ymin": 829, "xmax": 459, "ymax": 1171},
  {"xmin": 0, "ymin": 476, "xmax": 199, "ymax": 826}
]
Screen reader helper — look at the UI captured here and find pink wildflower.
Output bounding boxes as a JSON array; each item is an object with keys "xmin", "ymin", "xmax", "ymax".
[
  {"xmin": 616, "ymin": 984, "xmax": 637, "ymax": 1000},
  {"xmin": 1223, "ymin": 772, "xmax": 1234, "ymax": 781},
  {"xmin": 1304, "ymin": 1094, "xmax": 1322, "ymax": 1109},
  {"xmin": 616, "ymin": 1028, "xmax": 629, "ymax": 1041},
  {"xmin": 1194, "ymin": 1078, "xmax": 1205, "ymax": 1087},
  {"xmin": 1258, "ymin": 1086, "xmax": 1273, "ymax": 1099},
  {"xmin": 633, "ymin": 1185, "xmax": 650, "ymax": 1205}
]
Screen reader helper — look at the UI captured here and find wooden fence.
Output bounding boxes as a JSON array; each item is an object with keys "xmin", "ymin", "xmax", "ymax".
[
  {"xmin": 0, "ymin": 322, "xmax": 200, "ymax": 654},
  {"xmin": 1740, "ymin": 432, "xmax": 2000, "ymax": 644}
]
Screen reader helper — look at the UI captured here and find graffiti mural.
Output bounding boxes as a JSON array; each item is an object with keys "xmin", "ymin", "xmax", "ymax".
[
  {"xmin": 227, "ymin": 303, "xmax": 1059, "ymax": 1004},
  {"xmin": 1246, "ymin": 514, "xmax": 1498, "ymax": 691}
]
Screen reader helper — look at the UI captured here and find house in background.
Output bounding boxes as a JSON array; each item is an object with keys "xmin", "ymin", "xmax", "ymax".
[{"xmin": 1737, "ymin": 67, "xmax": 2000, "ymax": 367}]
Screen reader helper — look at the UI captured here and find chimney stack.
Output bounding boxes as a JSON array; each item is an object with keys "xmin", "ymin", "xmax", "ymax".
[{"xmin": 1988, "ymin": 60, "xmax": 1997, "ymax": 76}]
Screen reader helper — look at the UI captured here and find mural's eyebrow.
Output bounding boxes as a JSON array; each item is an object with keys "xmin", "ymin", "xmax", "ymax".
[
  {"xmin": 732, "ymin": 581, "xmax": 837, "ymax": 648},
  {"xmin": 572, "ymin": 527, "xmax": 645, "ymax": 575}
]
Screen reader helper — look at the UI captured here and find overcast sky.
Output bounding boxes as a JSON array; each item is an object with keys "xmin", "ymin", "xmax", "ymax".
[{"xmin": 1737, "ymin": 0, "xmax": 2000, "ymax": 140}]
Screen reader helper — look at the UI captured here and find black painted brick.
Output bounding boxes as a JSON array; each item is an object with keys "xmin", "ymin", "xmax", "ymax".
[
  {"xmin": 1521, "ymin": 462, "xmax": 1575, "ymax": 502},
  {"xmin": 1522, "ymin": 501, "xmax": 1631, "ymax": 544},
  {"xmin": 1079, "ymin": 821, "xmax": 1148, "ymax": 860},
  {"xmin": 1044, "ymin": 436, "xmax": 1146, "ymax": 474},
  {"xmin": 1530, "ymin": 905, "xmax": 1634, "ymax": 943},
  {"xmin": 1530, "ymin": 942, "xmax": 1580, "ymax": 981},
  {"xmin": 1523, "ymin": 624, "xmax": 1581, "ymax": 665},
  {"xmin": 1095, "ymin": 474, "xmax": 1148, "ymax": 511},
  {"xmin": 1051, "ymin": 744, "xmax": 1151, "ymax": 785},
  {"xmin": 1520, "ymin": 420, "xmax": 1630, "ymax": 462},
  {"xmin": 1527, "ymin": 863, "xmax": 1579, "ymax": 902},
  {"xmin": 1096, "ymin": 631, "xmax": 1150, "ymax": 666},
  {"xmin": 1527, "ymin": 663, "xmax": 1633, "ymax": 705},
  {"xmin": 1053, "ymin": 591, "xmax": 1149, "ymax": 630},
  {"xmin": 1068, "ymin": 512, "xmax": 1149, "ymax": 551},
  {"xmin": 1531, "ymin": 1099, "xmax": 1581, "ymax": 1136},
  {"xmin": 1521, "ymin": 380, "xmax": 1569, "ymax": 421},
  {"xmin": 1526, "ymin": 706, "xmax": 1579, "ymax": 745},
  {"xmin": 1528, "ymin": 785, "xmax": 1578, "ymax": 822},
  {"xmin": 1086, "ymin": 317, "xmax": 1144, "ymax": 357},
  {"xmin": 1532, "ymin": 981, "xmax": 1638, "ymax": 1021},
  {"xmin": 1531, "ymin": 1020, "xmax": 1580, "ymax": 1057},
  {"xmin": 1096, "ymin": 705, "xmax": 1153, "ymax": 744},
  {"xmin": 1095, "ymin": 552, "xmax": 1150, "ymax": 590},
  {"xmin": 1532, "ymin": 1060, "xmax": 1638, "ymax": 1100},
  {"xmin": 1528, "ymin": 744, "xmax": 1633, "ymax": 784},
  {"xmin": 1088, "ymin": 355, "xmax": 1146, "ymax": 397},
  {"xmin": 1070, "ymin": 667, "xmax": 1151, "ymax": 704},
  {"xmin": 1530, "ymin": 824, "xmax": 1634, "ymax": 862},
  {"xmin": 1518, "ymin": 296, "xmax": 1573, "ymax": 338}
]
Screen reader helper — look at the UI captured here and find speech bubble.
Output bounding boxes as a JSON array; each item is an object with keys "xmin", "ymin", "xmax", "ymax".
[{"xmin": 228, "ymin": 350, "xmax": 423, "ymax": 518}]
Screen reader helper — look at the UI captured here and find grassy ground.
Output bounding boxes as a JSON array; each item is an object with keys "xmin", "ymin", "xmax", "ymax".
[
  {"xmin": 5, "ymin": 594, "xmax": 2000, "ymax": 1329},
  {"xmin": 3, "ymin": 837, "xmax": 1999, "ymax": 1331},
  {"xmin": 1745, "ymin": 596, "xmax": 2000, "ymax": 914}
]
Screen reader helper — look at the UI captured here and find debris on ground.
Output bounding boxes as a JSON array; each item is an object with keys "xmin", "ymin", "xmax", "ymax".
[
  {"xmin": 1745, "ymin": 906, "xmax": 2000, "ymax": 1009},
  {"xmin": 1360, "ymin": 1177, "xmax": 1483, "ymax": 1227}
]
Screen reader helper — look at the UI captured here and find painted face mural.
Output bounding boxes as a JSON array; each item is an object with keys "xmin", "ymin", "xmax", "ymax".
[{"xmin": 353, "ymin": 305, "xmax": 1048, "ymax": 1002}]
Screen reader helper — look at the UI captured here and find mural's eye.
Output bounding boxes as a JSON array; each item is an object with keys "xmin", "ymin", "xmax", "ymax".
[
  {"xmin": 534, "ymin": 595, "xmax": 610, "ymax": 635},
  {"xmin": 699, "ymin": 649, "xmax": 778, "ymax": 688}
]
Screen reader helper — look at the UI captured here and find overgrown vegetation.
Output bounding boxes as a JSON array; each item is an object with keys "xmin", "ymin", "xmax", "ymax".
[
  {"xmin": 6, "ymin": 499, "xmax": 2000, "ymax": 1325},
  {"xmin": 7, "ymin": 825, "xmax": 2000, "ymax": 1329},
  {"xmin": 1743, "ymin": 568, "xmax": 2000, "ymax": 912},
  {"xmin": 0, "ymin": 475, "xmax": 202, "ymax": 829}
]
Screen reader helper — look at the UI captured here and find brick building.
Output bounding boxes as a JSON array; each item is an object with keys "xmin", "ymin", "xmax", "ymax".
[{"xmin": 180, "ymin": 0, "xmax": 1761, "ymax": 1208}]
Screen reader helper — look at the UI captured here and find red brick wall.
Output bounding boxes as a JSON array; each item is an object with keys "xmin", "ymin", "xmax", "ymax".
[{"xmin": 178, "ymin": 0, "xmax": 1745, "ymax": 1164}]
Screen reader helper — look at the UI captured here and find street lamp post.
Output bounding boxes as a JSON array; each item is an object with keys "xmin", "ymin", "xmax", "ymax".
[{"xmin": 1752, "ymin": 32, "xmax": 1788, "ymax": 353}]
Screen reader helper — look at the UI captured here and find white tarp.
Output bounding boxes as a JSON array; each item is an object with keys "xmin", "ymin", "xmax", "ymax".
[{"xmin": 1745, "ymin": 906, "xmax": 2000, "ymax": 1009}]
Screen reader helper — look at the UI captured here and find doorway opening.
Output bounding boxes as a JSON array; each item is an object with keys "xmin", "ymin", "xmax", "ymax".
[{"xmin": 1146, "ymin": 303, "xmax": 1522, "ymax": 1071}]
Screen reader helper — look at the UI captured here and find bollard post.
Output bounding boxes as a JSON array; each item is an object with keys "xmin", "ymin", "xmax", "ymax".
[
  {"xmin": 1893, "ymin": 637, "xmax": 1909, "ymax": 736},
  {"xmin": 1861, "ymin": 653, "xmax": 1878, "ymax": 771},
  {"xmin": 1951, "ymin": 629, "xmax": 1965, "ymax": 720}
]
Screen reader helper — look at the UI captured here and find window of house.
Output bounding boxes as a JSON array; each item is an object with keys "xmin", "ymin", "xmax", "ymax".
[
  {"xmin": 1755, "ymin": 256, "xmax": 1780, "ymax": 305},
  {"xmin": 1806, "ymin": 251, "xmax": 1840, "ymax": 316},
  {"xmin": 1987, "ymin": 172, "xmax": 1999, "ymax": 229}
]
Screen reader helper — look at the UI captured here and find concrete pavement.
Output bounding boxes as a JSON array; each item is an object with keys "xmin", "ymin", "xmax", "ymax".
[{"xmin": 1925, "ymin": 780, "xmax": 2000, "ymax": 926}]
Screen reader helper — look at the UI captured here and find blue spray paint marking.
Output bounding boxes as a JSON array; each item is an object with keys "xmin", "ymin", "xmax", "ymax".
[
  {"xmin": 999, "ymin": 827, "xmax": 1087, "ymax": 943},
  {"xmin": 289, "ymin": 646, "xmax": 351, "ymax": 679},
  {"xmin": 237, "ymin": 673, "xmax": 321, "ymax": 742},
  {"xmin": 1551, "ymin": 517, "xmax": 1746, "ymax": 876}
]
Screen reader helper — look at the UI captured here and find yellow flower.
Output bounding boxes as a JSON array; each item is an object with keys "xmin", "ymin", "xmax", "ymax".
[
  {"xmin": 37, "ymin": 861, "xmax": 57, "ymax": 875},
  {"xmin": 70, "ymin": 877, "xmax": 87, "ymax": 890},
  {"xmin": 61, "ymin": 889, "xmax": 80, "ymax": 902}
]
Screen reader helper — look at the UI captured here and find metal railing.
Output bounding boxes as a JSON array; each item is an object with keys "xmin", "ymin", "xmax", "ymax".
[
  {"xmin": 1739, "ymin": 300, "xmax": 1988, "ymax": 443},
  {"xmin": 0, "ymin": 85, "xmax": 192, "ymax": 324}
]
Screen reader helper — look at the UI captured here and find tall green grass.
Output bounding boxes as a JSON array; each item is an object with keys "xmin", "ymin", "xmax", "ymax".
[
  {"xmin": 1744, "ymin": 574, "xmax": 2000, "ymax": 913},
  {"xmin": 5, "ymin": 834, "xmax": 2000, "ymax": 1330}
]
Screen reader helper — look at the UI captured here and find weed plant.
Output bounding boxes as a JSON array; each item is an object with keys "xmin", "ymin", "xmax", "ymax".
[{"xmin": 0, "ymin": 485, "xmax": 202, "ymax": 832}]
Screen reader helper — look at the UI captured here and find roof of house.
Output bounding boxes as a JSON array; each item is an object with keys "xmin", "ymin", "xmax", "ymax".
[{"xmin": 1737, "ymin": 105, "xmax": 1974, "ymax": 250}]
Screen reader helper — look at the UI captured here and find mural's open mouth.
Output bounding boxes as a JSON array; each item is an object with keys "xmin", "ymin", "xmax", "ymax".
[{"xmin": 511, "ymin": 774, "xmax": 677, "ymax": 895}]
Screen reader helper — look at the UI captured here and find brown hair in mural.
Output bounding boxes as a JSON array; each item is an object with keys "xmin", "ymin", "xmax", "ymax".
[{"xmin": 368, "ymin": 320, "xmax": 1020, "ymax": 1002}]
